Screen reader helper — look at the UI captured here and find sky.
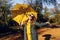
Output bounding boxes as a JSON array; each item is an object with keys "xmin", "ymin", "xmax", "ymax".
[{"xmin": 12, "ymin": 0, "xmax": 60, "ymax": 8}]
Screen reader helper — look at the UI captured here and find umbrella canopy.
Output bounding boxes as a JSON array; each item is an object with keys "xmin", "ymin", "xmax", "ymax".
[{"xmin": 11, "ymin": 4, "xmax": 37, "ymax": 25}]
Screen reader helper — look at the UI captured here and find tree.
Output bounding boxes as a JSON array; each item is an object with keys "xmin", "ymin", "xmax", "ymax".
[
  {"xmin": 0, "ymin": 0, "xmax": 12, "ymax": 25},
  {"xmin": 26, "ymin": 0, "xmax": 57, "ymax": 12},
  {"xmin": 52, "ymin": 14, "xmax": 60, "ymax": 24},
  {"xmin": 25, "ymin": 0, "xmax": 57, "ymax": 22}
]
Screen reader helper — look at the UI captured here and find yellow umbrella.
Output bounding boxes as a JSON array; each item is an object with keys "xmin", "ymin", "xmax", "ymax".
[{"xmin": 11, "ymin": 4, "xmax": 37, "ymax": 25}]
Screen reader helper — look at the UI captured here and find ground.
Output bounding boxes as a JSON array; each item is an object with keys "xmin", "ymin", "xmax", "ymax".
[
  {"xmin": 37, "ymin": 28, "xmax": 60, "ymax": 40},
  {"xmin": 0, "ymin": 27, "xmax": 60, "ymax": 40}
]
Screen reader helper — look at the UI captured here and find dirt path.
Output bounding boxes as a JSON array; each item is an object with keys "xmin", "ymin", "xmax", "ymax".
[
  {"xmin": 0, "ymin": 28, "xmax": 60, "ymax": 40},
  {"xmin": 0, "ymin": 33, "xmax": 23, "ymax": 40},
  {"xmin": 37, "ymin": 28, "xmax": 60, "ymax": 40}
]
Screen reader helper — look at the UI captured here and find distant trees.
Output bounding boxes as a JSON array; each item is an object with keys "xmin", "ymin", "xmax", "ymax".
[
  {"xmin": 24, "ymin": 0, "xmax": 57, "ymax": 22},
  {"xmin": 43, "ymin": 6, "xmax": 60, "ymax": 24},
  {"xmin": 0, "ymin": 0, "xmax": 12, "ymax": 25}
]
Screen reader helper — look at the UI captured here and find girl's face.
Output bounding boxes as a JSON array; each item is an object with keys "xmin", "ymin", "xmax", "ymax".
[
  {"xmin": 28, "ymin": 15, "xmax": 32, "ymax": 20},
  {"xmin": 28, "ymin": 14, "xmax": 35, "ymax": 21}
]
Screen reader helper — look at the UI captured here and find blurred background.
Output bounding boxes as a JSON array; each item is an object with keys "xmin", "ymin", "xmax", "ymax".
[{"xmin": 0, "ymin": 0, "xmax": 60, "ymax": 40}]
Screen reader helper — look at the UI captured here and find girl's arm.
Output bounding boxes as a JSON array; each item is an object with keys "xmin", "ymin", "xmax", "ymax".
[{"xmin": 35, "ymin": 22, "xmax": 50, "ymax": 27}]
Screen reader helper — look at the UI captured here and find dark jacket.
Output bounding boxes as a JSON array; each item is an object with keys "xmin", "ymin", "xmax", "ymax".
[{"xmin": 23, "ymin": 22, "xmax": 47, "ymax": 40}]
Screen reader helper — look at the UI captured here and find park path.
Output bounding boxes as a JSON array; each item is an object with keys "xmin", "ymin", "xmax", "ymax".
[
  {"xmin": 0, "ymin": 28, "xmax": 60, "ymax": 40},
  {"xmin": 37, "ymin": 28, "xmax": 60, "ymax": 40}
]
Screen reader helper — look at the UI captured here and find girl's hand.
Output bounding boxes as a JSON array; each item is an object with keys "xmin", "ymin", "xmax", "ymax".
[{"xmin": 46, "ymin": 22, "xmax": 52, "ymax": 26}]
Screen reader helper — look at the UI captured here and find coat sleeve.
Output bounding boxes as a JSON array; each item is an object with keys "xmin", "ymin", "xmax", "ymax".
[{"xmin": 35, "ymin": 22, "xmax": 47, "ymax": 27}]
